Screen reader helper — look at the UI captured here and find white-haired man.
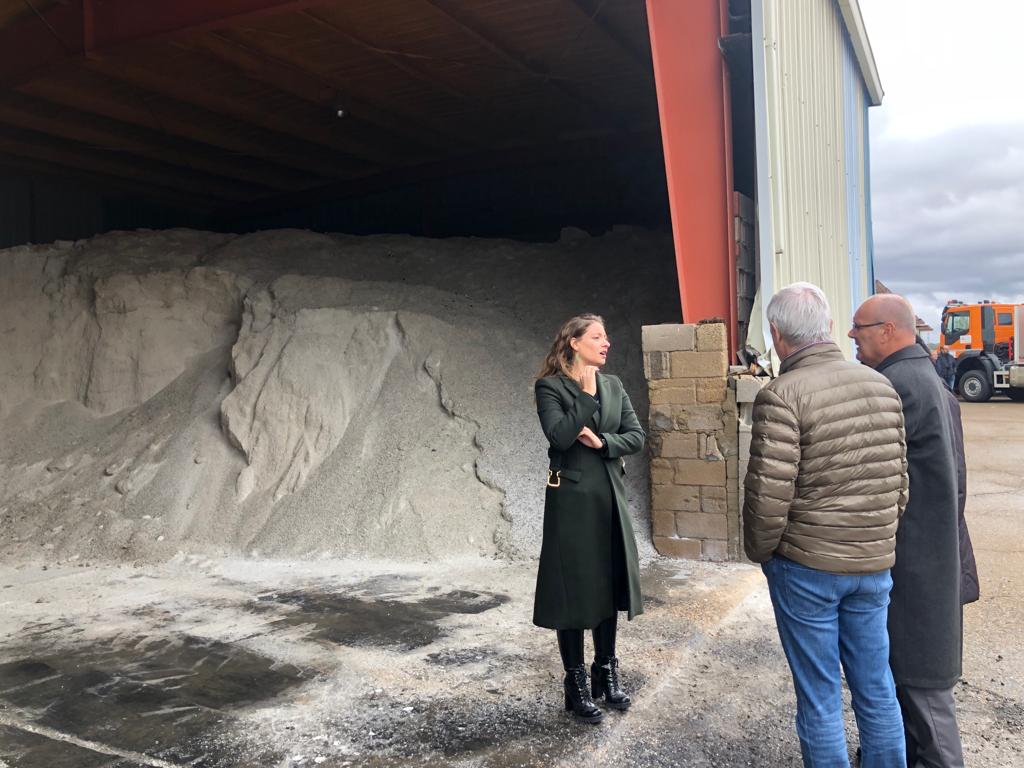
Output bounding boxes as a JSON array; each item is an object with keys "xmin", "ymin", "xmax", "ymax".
[{"xmin": 744, "ymin": 282, "xmax": 909, "ymax": 767}]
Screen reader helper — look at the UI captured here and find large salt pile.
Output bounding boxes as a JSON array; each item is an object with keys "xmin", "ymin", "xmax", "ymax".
[{"xmin": 0, "ymin": 227, "xmax": 679, "ymax": 563}]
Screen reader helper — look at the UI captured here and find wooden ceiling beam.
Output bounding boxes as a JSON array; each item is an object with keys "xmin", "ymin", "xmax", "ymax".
[
  {"xmin": 564, "ymin": 0, "xmax": 651, "ymax": 70},
  {"xmin": 0, "ymin": 92, "xmax": 309, "ymax": 193},
  {"xmin": 220, "ymin": 25, "xmax": 489, "ymax": 152},
  {"xmin": 300, "ymin": 10, "xmax": 519, "ymax": 147},
  {"xmin": 21, "ymin": 76, "xmax": 348, "ymax": 180},
  {"xmin": 178, "ymin": 31, "xmax": 449, "ymax": 156},
  {"xmin": 0, "ymin": 0, "xmax": 338, "ymax": 88},
  {"xmin": 0, "ymin": 126, "xmax": 258, "ymax": 202},
  {"xmin": 301, "ymin": 10, "xmax": 479, "ymax": 108},
  {"xmin": 418, "ymin": 0, "xmax": 560, "ymax": 81},
  {"xmin": 418, "ymin": 0, "xmax": 616, "ymax": 130},
  {"xmin": 80, "ymin": 55, "xmax": 389, "ymax": 169}
]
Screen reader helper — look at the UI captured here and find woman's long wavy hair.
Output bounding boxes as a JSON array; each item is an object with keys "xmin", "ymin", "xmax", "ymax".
[{"xmin": 536, "ymin": 313, "xmax": 605, "ymax": 381}]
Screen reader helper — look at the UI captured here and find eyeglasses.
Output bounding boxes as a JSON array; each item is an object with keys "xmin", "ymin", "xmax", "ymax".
[{"xmin": 850, "ymin": 321, "xmax": 886, "ymax": 331}]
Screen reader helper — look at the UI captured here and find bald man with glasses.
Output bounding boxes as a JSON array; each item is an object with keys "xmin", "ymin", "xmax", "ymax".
[{"xmin": 850, "ymin": 294, "xmax": 965, "ymax": 768}]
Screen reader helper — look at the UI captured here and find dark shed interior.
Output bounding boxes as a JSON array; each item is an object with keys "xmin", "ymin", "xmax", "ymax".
[{"xmin": 0, "ymin": 0, "xmax": 672, "ymax": 246}]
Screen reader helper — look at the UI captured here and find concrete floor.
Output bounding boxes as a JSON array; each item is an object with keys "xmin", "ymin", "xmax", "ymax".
[{"xmin": 0, "ymin": 401, "xmax": 1020, "ymax": 767}]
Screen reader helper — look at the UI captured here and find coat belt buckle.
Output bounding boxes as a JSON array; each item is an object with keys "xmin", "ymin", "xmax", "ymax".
[{"xmin": 546, "ymin": 469, "xmax": 561, "ymax": 488}]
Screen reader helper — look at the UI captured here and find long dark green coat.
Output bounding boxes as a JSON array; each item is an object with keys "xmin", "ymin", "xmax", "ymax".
[{"xmin": 532, "ymin": 373, "xmax": 645, "ymax": 629}]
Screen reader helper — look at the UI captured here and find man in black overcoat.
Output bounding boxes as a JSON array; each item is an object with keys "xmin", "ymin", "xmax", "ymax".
[
  {"xmin": 934, "ymin": 346, "xmax": 957, "ymax": 391},
  {"xmin": 920, "ymin": 337, "xmax": 981, "ymax": 605},
  {"xmin": 850, "ymin": 294, "xmax": 965, "ymax": 768},
  {"xmin": 947, "ymin": 391, "xmax": 980, "ymax": 605}
]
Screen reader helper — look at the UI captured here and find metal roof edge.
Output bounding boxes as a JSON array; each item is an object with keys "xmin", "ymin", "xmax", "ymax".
[{"xmin": 836, "ymin": 0, "xmax": 884, "ymax": 106}]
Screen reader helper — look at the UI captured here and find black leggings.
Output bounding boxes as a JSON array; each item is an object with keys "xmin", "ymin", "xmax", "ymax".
[{"xmin": 556, "ymin": 613, "xmax": 617, "ymax": 670}]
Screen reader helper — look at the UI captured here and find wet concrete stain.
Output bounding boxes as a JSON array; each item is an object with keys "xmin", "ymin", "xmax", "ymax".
[
  {"xmin": 606, "ymin": 711, "xmax": 805, "ymax": 768},
  {"xmin": 0, "ymin": 591, "xmax": 836, "ymax": 767},
  {"xmin": 321, "ymin": 663, "xmax": 648, "ymax": 765},
  {"xmin": 343, "ymin": 573, "xmax": 421, "ymax": 595},
  {"xmin": 331, "ymin": 692, "xmax": 596, "ymax": 765},
  {"xmin": 992, "ymin": 696, "xmax": 1024, "ymax": 730},
  {"xmin": 0, "ymin": 634, "xmax": 307, "ymax": 767},
  {"xmin": 0, "ymin": 723, "xmax": 146, "ymax": 767},
  {"xmin": 956, "ymin": 680, "xmax": 1024, "ymax": 762},
  {"xmin": 424, "ymin": 646, "xmax": 500, "ymax": 666},
  {"xmin": 413, "ymin": 697, "xmax": 575, "ymax": 758},
  {"xmin": 16, "ymin": 618, "xmax": 76, "ymax": 642},
  {"xmin": 1, "ymin": 578, "xmax": 514, "ymax": 767},
  {"xmin": 643, "ymin": 594, "xmax": 667, "ymax": 608},
  {"xmin": 255, "ymin": 587, "xmax": 509, "ymax": 649}
]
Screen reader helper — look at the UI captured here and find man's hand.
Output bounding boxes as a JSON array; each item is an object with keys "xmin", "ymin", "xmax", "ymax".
[
  {"xmin": 577, "ymin": 426, "xmax": 603, "ymax": 450},
  {"xmin": 579, "ymin": 365, "xmax": 598, "ymax": 396}
]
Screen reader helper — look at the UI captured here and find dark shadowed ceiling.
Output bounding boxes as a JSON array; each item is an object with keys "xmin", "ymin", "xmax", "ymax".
[{"xmin": 0, "ymin": 0, "xmax": 661, "ymax": 223}]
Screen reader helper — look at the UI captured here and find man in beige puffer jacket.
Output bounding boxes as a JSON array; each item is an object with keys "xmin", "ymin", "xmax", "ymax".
[{"xmin": 743, "ymin": 282, "xmax": 909, "ymax": 767}]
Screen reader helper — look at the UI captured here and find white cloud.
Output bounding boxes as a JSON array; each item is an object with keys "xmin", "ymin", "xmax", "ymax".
[
  {"xmin": 861, "ymin": 0, "xmax": 1024, "ymax": 139},
  {"xmin": 859, "ymin": 0, "xmax": 1024, "ymax": 333}
]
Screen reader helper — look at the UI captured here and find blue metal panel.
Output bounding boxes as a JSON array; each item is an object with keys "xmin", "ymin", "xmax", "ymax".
[
  {"xmin": 864, "ymin": 106, "xmax": 876, "ymax": 293},
  {"xmin": 840, "ymin": 19, "xmax": 864, "ymax": 312}
]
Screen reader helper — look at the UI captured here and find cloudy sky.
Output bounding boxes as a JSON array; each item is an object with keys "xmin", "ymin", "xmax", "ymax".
[{"xmin": 859, "ymin": 0, "xmax": 1024, "ymax": 337}]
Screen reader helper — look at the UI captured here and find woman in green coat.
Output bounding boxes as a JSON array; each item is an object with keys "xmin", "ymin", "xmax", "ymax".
[{"xmin": 533, "ymin": 313, "xmax": 646, "ymax": 723}]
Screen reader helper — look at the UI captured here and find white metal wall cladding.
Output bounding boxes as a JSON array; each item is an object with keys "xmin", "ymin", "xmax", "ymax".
[{"xmin": 757, "ymin": 0, "xmax": 873, "ymax": 357}]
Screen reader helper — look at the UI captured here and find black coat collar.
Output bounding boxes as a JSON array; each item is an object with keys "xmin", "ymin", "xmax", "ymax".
[{"xmin": 875, "ymin": 344, "xmax": 929, "ymax": 374}]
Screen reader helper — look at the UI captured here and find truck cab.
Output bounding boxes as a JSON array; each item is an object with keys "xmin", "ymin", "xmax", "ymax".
[
  {"xmin": 941, "ymin": 300, "xmax": 1018, "ymax": 362},
  {"xmin": 940, "ymin": 300, "xmax": 1024, "ymax": 402}
]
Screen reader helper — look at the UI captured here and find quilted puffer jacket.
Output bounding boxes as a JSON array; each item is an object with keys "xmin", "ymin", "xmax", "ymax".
[{"xmin": 742, "ymin": 342, "xmax": 909, "ymax": 573}]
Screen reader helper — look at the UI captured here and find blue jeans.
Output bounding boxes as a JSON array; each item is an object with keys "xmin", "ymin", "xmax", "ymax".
[{"xmin": 762, "ymin": 556, "xmax": 905, "ymax": 768}]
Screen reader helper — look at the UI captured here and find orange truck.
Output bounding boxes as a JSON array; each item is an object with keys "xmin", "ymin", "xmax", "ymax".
[{"xmin": 940, "ymin": 300, "xmax": 1024, "ymax": 401}]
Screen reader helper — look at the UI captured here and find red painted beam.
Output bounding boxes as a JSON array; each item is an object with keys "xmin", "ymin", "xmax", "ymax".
[
  {"xmin": 0, "ymin": 0, "xmax": 332, "ymax": 88},
  {"xmin": 646, "ymin": 0, "xmax": 737, "ymax": 358}
]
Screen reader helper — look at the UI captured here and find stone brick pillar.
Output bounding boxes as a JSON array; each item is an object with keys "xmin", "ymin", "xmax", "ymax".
[{"xmin": 641, "ymin": 322, "xmax": 739, "ymax": 560}]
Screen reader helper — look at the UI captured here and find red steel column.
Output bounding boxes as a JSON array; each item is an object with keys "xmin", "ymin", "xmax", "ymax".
[{"xmin": 646, "ymin": 0, "xmax": 737, "ymax": 357}]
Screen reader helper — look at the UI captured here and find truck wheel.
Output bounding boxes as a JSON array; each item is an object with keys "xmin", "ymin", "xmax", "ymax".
[
  {"xmin": 959, "ymin": 370, "xmax": 992, "ymax": 402},
  {"xmin": 1008, "ymin": 387, "xmax": 1024, "ymax": 402}
]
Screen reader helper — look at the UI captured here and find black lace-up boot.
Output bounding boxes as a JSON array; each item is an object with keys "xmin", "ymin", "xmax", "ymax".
[
  {"xmin": 563, "ymin": 665, "xmax": 604, "ymax": 723},
  {"xmin": 591, "ymin": 656, "xmax": 631, "ymax": 710}
]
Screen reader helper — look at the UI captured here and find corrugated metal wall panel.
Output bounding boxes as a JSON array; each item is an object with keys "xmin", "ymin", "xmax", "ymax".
[{"xmin": 757, "ymin": 0, "xmax": 874, "ymax": 358}]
